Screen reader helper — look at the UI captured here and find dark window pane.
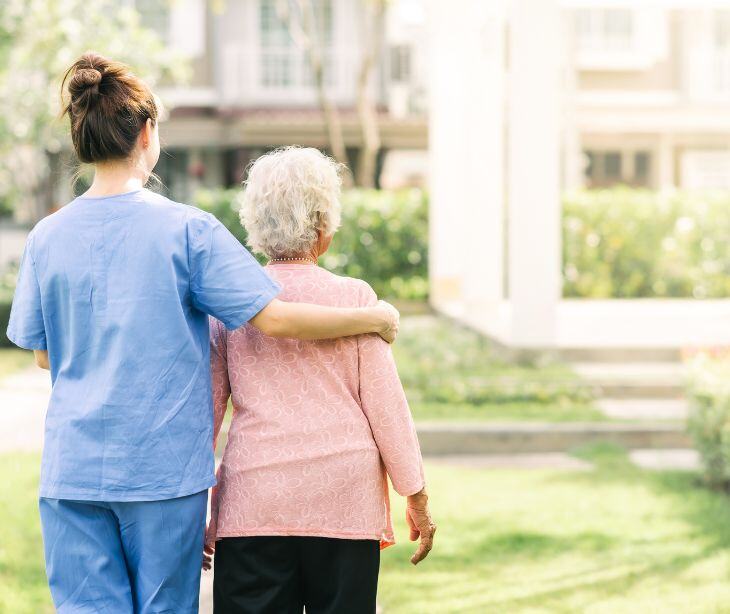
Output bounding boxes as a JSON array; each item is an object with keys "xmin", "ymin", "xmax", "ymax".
[
  {"xmin": 634, "ymin": 151, "xmax": 650, "ymax": 184},
  {"xmin": 604, "ymin": 152, "xmax": 622, "ymax": 179}
]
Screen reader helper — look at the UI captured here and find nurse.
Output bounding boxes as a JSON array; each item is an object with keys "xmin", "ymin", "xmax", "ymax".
[{"xmin": 6, "ymin": 52, "xmax": 399, "ymax": 614}]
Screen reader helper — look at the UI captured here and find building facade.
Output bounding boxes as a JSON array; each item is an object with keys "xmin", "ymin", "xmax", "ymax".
[
  {"xmin": 570, "ymin": 4, "xmax": 730, "ymax": 191},
  {"xmin": 428, "ymin": 0, "xmax": 730, "ymax": 351},
  {"xmin": 145, "ymin": 0, "xmax": 429, "ymax": 202},
  {"xmin": 45, "ymin": 1, "xmax": 730, "ymax": 208}
]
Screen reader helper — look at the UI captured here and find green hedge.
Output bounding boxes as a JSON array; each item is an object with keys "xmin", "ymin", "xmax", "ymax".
[
  {"xmin": 563, "ymin": 189, "xmax": 730, "ymax": 298},
  {"xmin": 195, "ymin": 188, "xmax": 429, "ymax": 300},
  {"xmin": 0, "ymin": 187, "xmax": 727, "ymax": 340}
]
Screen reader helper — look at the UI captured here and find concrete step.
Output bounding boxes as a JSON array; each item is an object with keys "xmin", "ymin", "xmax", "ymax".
[
  {"xmin": 598, "ymin": 399, "xmax": 690, "ymax": 421},
  {"xmin": 559, "ymin": 347, "xmax": 683, "ymax": 363},
  {"xmin": 629, "ymin": 448, "xmax": 700, "ymax": 471},
  {"xmin": 416, "ymin": 422, "xmax": 691, "ymax": 455},
  {"xmin": 573, "ymin": 362, "xmax": 687, "ymax": 399}
]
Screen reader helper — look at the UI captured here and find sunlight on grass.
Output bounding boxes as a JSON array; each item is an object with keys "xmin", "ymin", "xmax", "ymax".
[
  {"xmin": 7, "ymin": 448, "xmax": 730, "ymax": 613},
  {"xmin": 380, "ymin": 450, "xmax": 730, "ymax": 613},
  {"xmin": 0, "ymin": 454, "xmax": 52, "ymax": 614}
]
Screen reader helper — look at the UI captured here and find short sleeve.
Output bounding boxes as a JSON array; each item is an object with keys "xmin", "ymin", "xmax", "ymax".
[
  {"xmin": 187, "ymin": 211, "xmax": 280, "ymax": 330},
  {"xmin": 6, "ymin": 234, "xmax": 47, "ymax": 350}
]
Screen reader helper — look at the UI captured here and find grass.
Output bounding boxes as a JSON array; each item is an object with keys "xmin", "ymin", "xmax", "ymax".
[
  {"xmin": 393, "ymin": 316, "xmax": 603, "ymax": 422},
  {"xmin": 8, "ymin": 448, "xmax": 730, "ymax": 613},
  {"xmin": 0, "ymin": 348, "xmax": 33, "ymax": 380},
  {"xmin": 379, "ymin": 444, "xmax": 730, "ymax": 613},
  {"xmin": 0, "ymin": 454, "xmax": 52, "ymax": 614}
]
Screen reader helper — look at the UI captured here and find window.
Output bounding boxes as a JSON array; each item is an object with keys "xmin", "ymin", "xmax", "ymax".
[
  {"xmin": 604, "ymin": 152, "xmax": 622, "ymax": 181},
  {"xmin": 575, "ymin": 9, "xmax": 633, "ymax": 53},
  {"xmin": 390, "ymin": 45, "xmax": 412, "ymax": 83},
  {"xmin": 260, "ymin": 0, "xmax": 293, "ymax": 47},
  {"xmin": 584, "ymin": 150, "xmax": 652, "ymax": 188},
  {"xmin": 259, "ymin": 0, "xmax": 334, "ymax": 89},
  {"xmin": 634, "ymin": 152, "xmax": 650, "ymax": 185}
]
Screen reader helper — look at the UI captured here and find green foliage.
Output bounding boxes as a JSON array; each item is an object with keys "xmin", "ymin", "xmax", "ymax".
[
  {"xmin": 194, "ymin": 187, "xmax": 429, "ymax": 300},
  {"xmin": 324, "ymin": 189, "xmax": 428, "ymax": 300},
  {"xmin": 393, "ymin": 316, "xmax": 599, "ymax": 421},
  {"xmin": 686, "ymin": 351, "xmax": 730, "ymax": 489},
  {"xmin": 0, "ymin": 0, "xmax": 188, "ymax": 214},
  {"xmin": 563, "ymin": 188, "xmax": 730, "ymax": 298}
]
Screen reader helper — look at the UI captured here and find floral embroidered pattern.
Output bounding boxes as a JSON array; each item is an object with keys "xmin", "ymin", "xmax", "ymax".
[{"xmin": 206, "ymin": 264, "xmax": 425, "ymax": 549}]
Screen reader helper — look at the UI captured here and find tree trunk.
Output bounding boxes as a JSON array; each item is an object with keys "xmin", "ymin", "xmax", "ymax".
[
  {"xmin": 281, "ymin": 0, "xmax": 352, "ymax": 185},
  {"xmin": 355, "ymin": 0, "xmax": 386, "ymax": 188}
]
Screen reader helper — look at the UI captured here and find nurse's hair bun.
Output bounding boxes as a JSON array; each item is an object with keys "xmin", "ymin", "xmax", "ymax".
[
  {"xmin": 61, "ymin": 52, "xmax": 158, "ymax": 164},
  {"xmin": 69, "ymin": 67, "xmax": 103, "ymax": 97}
]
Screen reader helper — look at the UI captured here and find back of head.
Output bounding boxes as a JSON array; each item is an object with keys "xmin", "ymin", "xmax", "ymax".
[
  {"xmin": 61, "ymin": 52, "xmax": 158, "ymax": 164},
  {"xmin": 241, "ymin": 146, "xmax": 344, "ymax": 259}
]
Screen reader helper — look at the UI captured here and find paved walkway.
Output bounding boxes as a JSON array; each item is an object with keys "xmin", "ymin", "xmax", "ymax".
[{"xmin": 0, "ymin": 365, "xmax": 50, "ymax": 452}]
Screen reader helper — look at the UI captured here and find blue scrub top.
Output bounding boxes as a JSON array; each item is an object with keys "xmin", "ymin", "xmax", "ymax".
[{"xmin": 6, "ymin": 188, "xmax": 280, "ymax": 501}]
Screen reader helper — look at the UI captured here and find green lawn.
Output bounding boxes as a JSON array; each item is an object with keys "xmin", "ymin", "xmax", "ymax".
[
  {"xmin": 0, "ymin": 348, "xmax": 33, "ymax": 380},
  {"xmin": 380, "ymin": 445, "xmax": 730, "ymax": 613},
  {"xmin": 7, "ymin": 448, "xmax": 730, "ymax": 613},
  {"xmin": 0, "ymin": 454, "xmax": 52, "ymax": 614},
  {"xmin": 393, "ymin": 316, "xmax": 603, "ymax": 422}
]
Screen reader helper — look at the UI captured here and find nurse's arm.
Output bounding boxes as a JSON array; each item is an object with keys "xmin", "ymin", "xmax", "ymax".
[
  {"xmin": 34, "ymin": 350, "xmax": 49, "ymax": 370},
  {"xmin": 249, "ymin": 298, "xmax": 400, "ymax": 343}
]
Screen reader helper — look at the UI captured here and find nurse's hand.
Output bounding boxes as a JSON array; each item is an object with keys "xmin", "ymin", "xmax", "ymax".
[
  {"xmin": 202, "ymin": 544, "xmax": 214, "ymax": 571},
  {"xmin": 375, "ymin": 300, "xmax": 400, "ymax": 344}
]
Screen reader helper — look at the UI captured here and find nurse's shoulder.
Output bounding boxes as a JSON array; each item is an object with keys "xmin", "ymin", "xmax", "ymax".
[{"xmin": 136, "ymin": 188, "xmax": 222, "ymax": 232}]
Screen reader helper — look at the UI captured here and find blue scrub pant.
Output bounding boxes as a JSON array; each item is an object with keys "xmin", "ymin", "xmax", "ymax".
[{"xmin": 39, "ymin": 491, "xmax": 208, "ymax": 614}]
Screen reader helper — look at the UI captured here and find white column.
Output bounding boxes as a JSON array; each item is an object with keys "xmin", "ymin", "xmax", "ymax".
[
  {"xmin": 507, "ymin": 0, "xmax": 562, "ymax": 347},
  {"xmin": 463, "ymin": 2, "xmax": 506, "ymax": 319},
  {"xmin": 562, "ymin": 10, "xmax": 584, "ymax": 192},
  {"xmin": 427, "ymin": 0, "xmax": 505, "ymax": 315}
]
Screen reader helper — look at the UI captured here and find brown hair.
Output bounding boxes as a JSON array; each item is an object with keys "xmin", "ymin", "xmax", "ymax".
[{"xmin": 61, "ymin": 52, "xmax": 158, "ymax": 164}]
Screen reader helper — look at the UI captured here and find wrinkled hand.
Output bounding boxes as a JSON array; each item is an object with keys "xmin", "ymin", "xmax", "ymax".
[
  {"xmin": 376, "ymin": 300, "xmax": 400, "ymax": 344},
  {"xmin": 202, "ymin": 544, "xmax": 214, "ymax": 571},
  {"xmin": 406, "ymin": 490, "xmax": 436, "ymax": 565}
]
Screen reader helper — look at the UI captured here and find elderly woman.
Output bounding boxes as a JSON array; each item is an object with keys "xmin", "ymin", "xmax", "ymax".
[{"xmin": 205, "ymin": 147, "xmax": 435, "ymax": 614}]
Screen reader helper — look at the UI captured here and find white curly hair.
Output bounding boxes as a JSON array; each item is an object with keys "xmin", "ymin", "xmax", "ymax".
[{"xmin": 240, "ymin": 146, "xmax": 343, "ymax": 259}]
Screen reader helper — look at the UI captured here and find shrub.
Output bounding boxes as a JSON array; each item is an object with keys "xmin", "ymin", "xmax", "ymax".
[
  {"xmin": 563, "ymin": 189, "xmax": 730, "ymax": 298},
  {"xmin": 195, "ymin": 188, "xmax": 429, "ymax": 300},
  {"xmin": 393, "ymin": 316, "xmax": 594, "ymax": 408},
  {"xmin": 686, "ymin": 350, "xmax": 730, "ymax": 489}
]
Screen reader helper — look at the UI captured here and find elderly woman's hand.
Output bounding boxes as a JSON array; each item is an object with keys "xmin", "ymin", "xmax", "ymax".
[
  {"xmin": 406, "ymin": 489, "xmax": 436, "ymax": 565},
  {"xmin": 376, "ymin": 300, "xmax": 400, "ymax": 344}
]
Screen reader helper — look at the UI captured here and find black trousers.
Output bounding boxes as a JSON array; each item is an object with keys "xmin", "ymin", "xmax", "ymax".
[{"xmin": 213, "ymin": 536, "xmax": 380, "ymax": 614}]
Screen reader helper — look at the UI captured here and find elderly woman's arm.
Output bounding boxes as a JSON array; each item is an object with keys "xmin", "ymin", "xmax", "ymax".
[
  {"xmin": 250, "ymin": 298, "xmax": 400, "ymax": 343},
  {"xmin": 357, "ymin": 305, "xmax": 436, "ymax": 564}
]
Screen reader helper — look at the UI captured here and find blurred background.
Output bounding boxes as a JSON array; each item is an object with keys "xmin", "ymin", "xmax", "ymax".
[{"xmin": 2, "ymin": 0, "xmax": 730, "ymax": 612}]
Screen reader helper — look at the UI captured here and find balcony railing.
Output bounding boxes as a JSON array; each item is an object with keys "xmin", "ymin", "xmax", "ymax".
[{"xmin": 221, "ymin": 43, "xmax": 359, "ymax": 105}]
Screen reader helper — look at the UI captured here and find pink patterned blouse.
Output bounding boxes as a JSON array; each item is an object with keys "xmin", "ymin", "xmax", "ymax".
[{"xmin": 206, "ymin": 263, "xmax": 425, "ymax": 549}]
